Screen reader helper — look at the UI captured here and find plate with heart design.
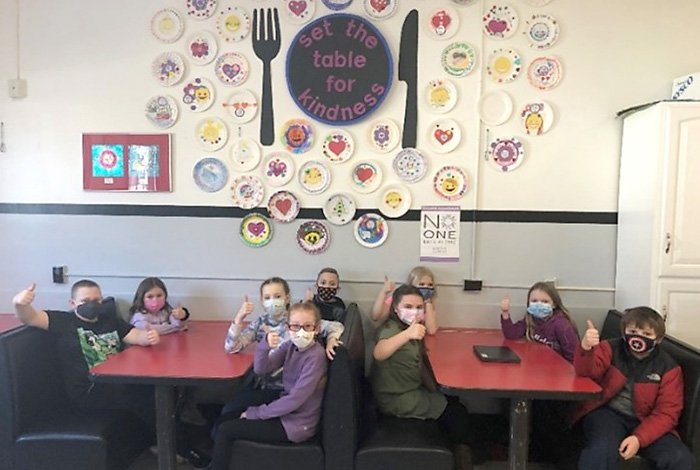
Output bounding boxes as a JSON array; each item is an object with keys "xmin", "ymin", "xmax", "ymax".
[
  {"xmin": 186, "ymin": 31, "xmax": 218, "ymax": 65},
  {"xmin": 240, "ymin": 213, "xmax": 273, "ymax": 248},
  {"xmin": 151, "ymin": 9, "xmax": 184, "ymax": 43},
  {"xmin": 187, "ymin": 0, "xmax": 217, "ymax": 20},
  {"xmin": 354, "ymin": 213, "xmax": 389, "ymax": 248},
  {"xmin": 433, "ymin": 166, "xmax": 468, "ymax": 201},
  {"xmin": 393, "ymin": 148, "xmax": 427, "ymax": 183},
  {"xmin": 230, "ymin": 137, "xmax": 261, "ymax": 172},
  {"xmin": 267, "ymin": 190, "xmax": 301, "ymax": 223},
  {"xmin": 528, "ymin": 56, "xmax": 563, "ymax": 90},
  {"xmin": 322, "ymin": 130, "xmax": 354, "ymax": 163},
  {"xmin": 426, "ymin": 6, "xmax": 460, "ymax": 40},
  {"xmin": 299, "ymin": 160, "xmax": 331, "ymax": 194},
  {"xmin": 193, "ymin": 157, "xmax": 229, "ymax": 193},
  {"xmin": 323, "ymin": 193, "xmax": 356, "ymax": 225},
  {"xmin": 364, "ymin": 0, "xmax": 397, "ymax": 20},
  {"xmin": 152, "ymin": 52, "xmax": 185, "ymax": 87},
  {"xmin": 215, "ymin": 52, "xmax": 249, "ymax": 86},
  {"xmin": 231, "ymin": 175, "xmax": 264, "ymax": 209},
  {"xmin": 482, "ymin": 4, "xmax": 519, "ymax": 39},
  {"xmin": 486, "ymin": 49, "xmax": 522, "ymax": 84},
  {"xmin": 521, "ymin": 101, "xmax": 554, "ymax": 136},
  {"xmin": 367, "ymin": 119, "xmax": 400, "ymax": 153},
  {"xmin": 195, "ymin": 117, "xmax": 228, "ymax": 151},
  {"xmin": 489, "ymin": 137, "xmax": 525, "ymax": 172},
  {"xmin": 428, "ymin": 118, "xmax": 461, "ymax": 153},
  {"xmin": 223, "ymin": 89, "xmax": 258, "ymax": 124},
  {"xmin": 525, "ymin": 14, "xmax": 559, "ymax": 50},
  {"xmin": 378, "ymin": 185, "xmax": 411, "ymax": 219},
  {"xmin": 351, "ymin": 161, "xmax": 383, "ymax": 194},
  {"xmin": 181, "ymin": 77, "xmax": 215, "ymax": 112},
  {"xmin": 283, "ymin": 0, "xmax": 316, "ymax": 25},
  {"xmin": 297, "ymin": 221, "xmax": 330, "ymax": 254},
  {"xmin": 262, "ymin": 152, "xmax": 295, "ymax": 187},
  {"xmin": 216, "ymin": 6, "xmax": 251, "ymax": 42}
]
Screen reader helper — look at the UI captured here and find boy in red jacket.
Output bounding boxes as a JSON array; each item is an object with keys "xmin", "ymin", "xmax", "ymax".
[{"xmin": 573, "ymin": 307, "xmax": 691, "ymax": 470}]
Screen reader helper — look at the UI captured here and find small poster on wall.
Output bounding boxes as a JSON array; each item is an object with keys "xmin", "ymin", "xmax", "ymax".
[
  {"xmin": 82, "ymin": 134, "xmax": 171, "ymax": 191},
  {"xmin": 420, "ymin": 205, "xmax": 460, "ymax": 262}
]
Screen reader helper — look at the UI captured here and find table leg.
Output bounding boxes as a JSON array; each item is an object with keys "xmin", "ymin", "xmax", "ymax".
[
  {"xmin": 508, "ymin": 398, "xmax": 531, "ymax": 470},
  {"xmin": 155, "ymin": 384, "xmax": 177, "ymax": 470}
]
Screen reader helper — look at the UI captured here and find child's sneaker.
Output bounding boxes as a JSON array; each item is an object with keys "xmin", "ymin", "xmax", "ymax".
[
  {"xmin": 177, "ymin": 447, "xmax": 211, "ymax": 469},
  {"xmin": 149, "ymin": 445, "xmax": 186, "ymax": 464}
]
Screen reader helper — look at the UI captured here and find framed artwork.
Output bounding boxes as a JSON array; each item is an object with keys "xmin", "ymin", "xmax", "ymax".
[{"xmin": 82, "ymin": 134, "xmax": 171, "ymax": 191}]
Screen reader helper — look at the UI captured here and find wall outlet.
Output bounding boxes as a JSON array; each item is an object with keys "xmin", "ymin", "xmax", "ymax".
[
  {"xmin": 52, "ymin": 266, "xmax": 67, "ymax": 284},
  {"xmin": 9, "ymin": 78, "xmax": 27, "ymax": 99}
]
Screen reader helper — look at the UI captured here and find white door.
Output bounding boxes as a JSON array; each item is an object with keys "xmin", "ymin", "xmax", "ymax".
[{"xmin": 657, "ymin": 280, "xmax": 700, "ymax": 349}]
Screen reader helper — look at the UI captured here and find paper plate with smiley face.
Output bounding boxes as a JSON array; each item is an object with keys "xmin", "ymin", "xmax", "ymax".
[
  {"xmin": 351, "ymin": 161, "xmax": 383, "ymax": 194},
  {"xmin": 240, "ymin": 213, "xmax": 273, "ymax": 248},
  {"xmin": 186, "ymin": 31, "xmax": 218, "ymax": 65},
  {"xmin": 280, "ymin": 119, "xmax": 314, "ymax": 154},
  {"xmin": 425, "ymin": 79, "xmax": 457, "ymax": 114},
  {"xmin": 296, "ymin": 221, "xmax": 330, "ymax": 255},
  {"xmin": 230, "ymin": 137, "xmax": 261, "ymax": 172},
  {"xmin": 299, "ymin": 160, "xmax": 331, "ymax": 194},
  {"xmin": 378, "ymin": 185, "xmax": 411, "ymax": 219},
  {"xmin": 354, "ymin": 213, "xmax": 389, "ymax": 248},
  {"xmin": 433, "ymin": 166, "xmax": 468, "ymax": 201},
  {"xmin": 322, "ymin": 131, "xmax": 354, "ymax": 164},
  {"xmin": 428, "ymin": 118, "xmax": 461, "ymax": 154},
  {"xmin": 215, "ymin": 52, "xmax": 249, "ymax": 87},
  {"xmin": 152, "ymin": 52, "xmax": 185, "ymax": 87},
  {"xmin": 231, "ymin": 175, "xmax": 264, "ymax": 209},
  {"xmin": 323, "ymin": 193, "xmax": 356, "ymax": 225},
  {"xmin": 223, "ymin": 89, "xmax": 258, "ymax": 124},
  {"xmin": 267, "ymin": 190, "xmax": 301, "ymax": 223},
  {"xmin": 151, "ymin": 9, "xmax": 184, "ymax": 43},
  {"xmin": 195, "ymin": 117, "xmax": 228, "ymax": 151},
  {"xmin": 262, "ymin": 152, "xmax": 295, "ymax": 187},
  {"xmin": 187, "ymin": 0, "xmax": 217, "ymax": 20},
  {"xmin": 486, "ymin": 48, "xmax": 522, "ymax": 84},
  {"xmin": 520, "ymin": 101, "xmax": 553, "ymax": 136},
  {"xmin": 181, "ymin": 77, "xmax": 215, "ymax": 112},
  {"xmin": 216, "ymin": 6, "xmax": 250, "ymax": 42}
]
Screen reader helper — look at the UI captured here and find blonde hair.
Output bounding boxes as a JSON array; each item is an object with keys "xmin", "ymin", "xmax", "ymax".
[
  {"xmin": 406, "ymin": 266, "xmax": 437, "ymax": 298},
  {"xmin": 524, "ymin": 281, "xmax": 577, "ymax": 341},
  {"xmin": 289, "ymin": 301, "xmax": 321, "ymax": 325}
]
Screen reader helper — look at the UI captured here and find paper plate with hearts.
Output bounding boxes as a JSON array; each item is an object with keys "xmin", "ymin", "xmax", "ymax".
[
  {"xmin": 230, "ymin": 137, "xmax": 261, "ymax": 172},
  {"xmin": 223, "ymin": 89, "xmax": 258, "ymax": 124},
  {"xmin": 151, "ymin": 9, "xmax": 184, "ymax": 43},
  {"xmin": 215, "ymin": 52, "xmax": 249, "ymax": 86},
  {"xmin": 152, "ymin": 52, "xmax": 185, "ymax": 87},
  {"xmin": 483, "ymin": 4, "xmax": 519, "ymax": 39},
  {"xmin": 145, "ymin": 95, "xmax": 179, "ymax": 129},
  {"xmin": 323, "ymin": 193, "xmax": 356, "ymax": 225},
  {"xmin": 186, "ymin": 31, "xmax": 218, "ymax": 65},
  {"xmin": 240, "ymin": 213, "xmax": 273, "ymax": 248},
  {"xmin": 367, "ymin": 119, "xmax": 400, "ymax": 153},
  {"xmin": 195, "ymin": 117, "xmax": 228, "ymax": 151},
  {"xmin": 428, "ymin": 119, "xmax": 461, "ymax": 153},
  {"xmin": 477, "ymin": 90, "xmax": 513, "ymax": 126},
  {"xmin": 322, "ymin": 0, "xmax": 353, "ymax": 11},
  {"xmin": 525, "ymin": 14, "xmax": 559, "ymax": 50},
  {"xmin": 489, "ymin": 137, "xmax": 525, "ymax": 172},
  {"xmin": 193, "ymin": 157, "xmax": 229, "ymax": 193},
  {"xmin": 322, "ymin": 131, "xmax": 354, "ymax": 163},
  {"xmin": 486, "ymin": 48, "xmax": 522, "ymax": 84},
  {"xmin": 297, "ymin": 221, "xmax": 330, "ymax": 254},
  {"xmin": 351, "ymin": 161, "xmax": 383, "ymax": 194},
  {"xmin": 378, "ymin": 185, "xmax": 411, "ymax": 219},
  {"xmin": 364, "ymin": 0, "xmax": 397, "ymax": 20},
  {"xmin": 283, "ymin": 0, "xmax": 316, "ymax": 25},
  {"xmin": 299, "ymin": 160, "xmax": 331, "ymax": 194},
  {"xmin": 393, "ymin": 148, "xmax": 427, "ymax": 183},
  {"xmin": 433, "ymin": 166, "xmax": 468, "ymax": 201},
  {"xmin": 354, "ymin": 213, "xmax": 389, "ymax": 248},
  {"xmin": 280, "ymin": 119, "xmax": 314, "ymax": 154},
  {"xmin": 216, "ymin": 6, "xmax": 250, "ymax": 42},
  {"xmin": 231, "ymin": 175, "xmax": 264, "ymax": 209},
  {"xmin": 426, "ymin": 79, "xmax": 458, "ymax": 114},
  {"xmin": 528, "ymin": 56, "xmax": 562, "ymax": 90},
  {"xmin": 427, "ymin": 7, "xmax": 460, "ymax": 40},
  {"xmin": 442, "ymin": 42, "xmax": 476, "ymax": 77},
  {"xmin": 521, "ymin": 101, "xmax": 554, "ymax": 136},
  {"xmin": 262, "ymin": 152, "xmax": 295, "ymax": 187},
  {"xmin": 181, "ymin": 77, "xmax": 215, "ymax": 112},
  {"xmin": 187, "ymin": 0, "xmax": 217, "ymax": 20},
  {"xmin": 267, "ymin": 190, "xmax": 300, "ymax": 223}
]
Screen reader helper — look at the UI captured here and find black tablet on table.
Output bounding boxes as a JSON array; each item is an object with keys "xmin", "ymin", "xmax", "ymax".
[{"xmin": 473, "ymin": 345, "xmax": 521, "ymax": 363}]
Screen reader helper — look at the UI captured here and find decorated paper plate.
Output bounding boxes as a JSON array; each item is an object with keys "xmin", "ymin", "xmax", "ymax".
[
  {"xmin": 351, "ymin": 161, "xmax": 383, "ymax": 194},
  {"xmin": 186, "ymin": 31, "xmax": 218, "ymax": 65},
  {"xmin": 181, "ymin": 77, "xmax": 215, "ymax": 112},
  {"xmin": 323, "ymin": 193, "xmax": 356, "ymax": 225},
  {"xmin": 428, "ymin": 118, "xmax": 461, "ymax": 153},
  {"xmin": 222, "ymin": 89, "xmax": 258, "ymax": 124},
  {"xmin": 283, "ymin": 0, "xmax": 316, "ymax": 24},
  {"xmin": 393, "ymin": 148, "xmax": 427, "ymax": 183},
  {"xmin": 296, "ymin": 221, "xmax": 330, "ymax": 254},
  {"xmin": 525, "ymin": 14, "xmax": 559, "ymax": 50},
  {"xmin": 152, "ymin": 52, "xmax": 185, "ymax": 87},
  {"xmin": 426, "ymin": 7, "xmax": 460, "ymax": 40},
  {"xmin": 364, "ymin": 0, "xmax": 397, "ymax": 20},
  {"xmin": 322, "ymin": 131, "xmax": 354, "ymax": 163},
  {"xmin": 214, "ymin": 52, "xmax": 249, "ymax": 86},
  {"xmin": 367, "ymin": 119, "xmax": 400, "ymax": 153},
  {"xmin": 145, "ymin": 95, "xmax": 178, "ymax": 129},
  {"xmin": 230, "ymin": 137, "xmax": 261, "ymax": 171},
  {"xmin": 231, "ymin": 175, "xmax": 264, "ymax": 208},
  {"xmin": 193, "ymin": 157, "xmax": 229, "ymax": 192},
  {"xmin": 477, "ymin": 90, "xmax": 513, "ymax": 126},
  {"xmin": 240, "ymin": 213, "xmax": 272, "ymax": 247},
  {"xmin": 441, "ymin": 42, "xmax": 476, "ymax": 77},
  {"xmin": 528, "ymin": 56, "xmax": 562, "ymax": 90},
  {"xmin": 489, "ymin": 137, "xmax": 525, "ymax": 172},
  {"xmin": 433, "ymin": 166, "xmax": 468, "ymax": 201},
  {"xmin": 482, "ymin": 4, "xmax": 519, "ymax": 39},
  {"xmin": 267, "ymin": 190, "xmax": 300, "ymax": 223},
  {"xmin": 195, "ymin": 117, "xmax": 228, "ymax": 151},
  {"xmin": 299, "ymin": 161, "xmax": 331, "ymax": 194},
  {"xmin": 522, "ymin": 0, "xmax": 553, "ymax": 6},
  {"xmin": 451, "ymin": 0, "xmax": 477, "ymax": 4},
  {"xmin": 521, "ymin": 101, "xmax": 554, "ymax": 135},
  {"xmin": 378, "ymin": 185, "xmax": 411, "ymax": 218},
  {"xmin": 216, "ymin": 6, "xmax": 250, "ymax": 42},
  {"xmin": 354, "ymin": 213, "xmax": 389, "ymax": 248},
  {"xmin": 322, "ymin": 0, "xmax": 353, "ymax": 10},
  {"xmin": 187, "ymin": 0, "xmax": 217, "ymax": 20},
  {"xmin": 426, "ymin": 79, "xmax": 457, "ymax": 114},
  {"xmin": 151, "ymin": 9, "xmax": 184, "ymax": 43},
  {"xmin": 280, "ymin": 119, "xmax": 314, "ymax": 154},
  {"xmin": 262, "ymin": 152, "xmax": 295, "ymax": 187},
  {"xmin": 486, "ymin": 49, "xmax": 522, "ymax": 84}
]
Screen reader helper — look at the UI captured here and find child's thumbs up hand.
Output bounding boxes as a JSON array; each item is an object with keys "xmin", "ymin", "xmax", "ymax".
[
  {"xmin": 235, "ymin": 295, "xmax": 254, "ymax": 325},
  {"xmin": 171, "ymin": 302, "xmax": 187, "ymax": 320},
  {"xmin": 304, "ymin": 287, "xmax": 314, "ymax": 302},
  {"xmin": 145, "ymin": 325, "xmax": 160, "ymax": 346},
  {"xmin": 13, "ymin": 283, "xmax": 37, "ymax": 306},
  {"xmin": 581, "ymin": 319, "xmax": 600, "ymax": 351},
  {"xmin": 267, "ymin": 332, "xmax": 281, "ymax": 349},
  {"xmin": 382, "ymin": 275, "xmax": 395, "ymax": 295},
  {"xmin": 500, "ymin": 296, "xmax": 511, "ymax": 316}
]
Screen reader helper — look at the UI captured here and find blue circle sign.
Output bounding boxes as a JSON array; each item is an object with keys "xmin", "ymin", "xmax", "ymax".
[{"xmin": 286, "ymin": 14, "xmax": 393, "ymax": 126}]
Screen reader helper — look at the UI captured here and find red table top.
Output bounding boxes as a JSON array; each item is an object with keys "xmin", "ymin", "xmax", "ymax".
[
  {"xmin": 90, "ymin": 321, "xmax": 254, "ymax": 386},
  {"xmin": 425, "ymin": 328, "xmax": 602, "ymax": 400},
  {"xmin": 0, "ymin": 314, "xmax": 22, "ymax": 334}
]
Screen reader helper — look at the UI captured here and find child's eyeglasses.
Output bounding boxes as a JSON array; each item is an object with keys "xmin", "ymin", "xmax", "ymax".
[{"xmin": 287, "ymin": 324, "xmax": 316, "ymax": 332}]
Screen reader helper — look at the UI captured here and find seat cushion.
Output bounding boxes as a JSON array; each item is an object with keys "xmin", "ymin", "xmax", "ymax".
[{"xmin": 230, "ymin": 438, "xmax": 324, "ymax": 470}]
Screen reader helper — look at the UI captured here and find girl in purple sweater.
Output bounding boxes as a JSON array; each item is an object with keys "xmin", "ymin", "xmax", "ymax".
[{"xmin": 209, "ymin": 302, "xmax": 328, "ymax": 470}]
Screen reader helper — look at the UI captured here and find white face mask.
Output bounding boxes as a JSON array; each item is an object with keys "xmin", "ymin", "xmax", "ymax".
[
  {"xmin": 263, "ymin": 298, "xmax": 286, "ymax": 319},
  {"xmin": 396, "ymin": 307, "xmax": 425, "ymax": 326},
  {"xmin": 290, "ymin": 329, "xmax": 315, "ymax": 350}
]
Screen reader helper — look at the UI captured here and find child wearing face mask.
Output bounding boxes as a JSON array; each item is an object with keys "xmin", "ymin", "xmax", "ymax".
[
  {"xmin": 304, "ymin": 267, "xmax": 346, "ymax": 323},
  {"xmin": 574, "ymin": 307, "xmax": 692, "ymax": 470},
  {"xmin": 129, "ymin": 277, "xmax": 189, "ymax": 334},
  {"xmin": 371, "ymin": 266, "xmax": 438, "ymax": 334}
]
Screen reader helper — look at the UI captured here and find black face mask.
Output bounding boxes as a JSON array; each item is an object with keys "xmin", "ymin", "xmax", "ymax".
[
  {"xmin": 624, "ymin": 333, "xmax": 656, "ymax": 354},
  {"xmin": 75, "ymin": 301, "xmax": 103, "ymax": 321}
]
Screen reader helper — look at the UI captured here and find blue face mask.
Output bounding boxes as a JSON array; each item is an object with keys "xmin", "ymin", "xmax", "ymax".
[
  {"xmin": 527, "ymin": 302, "xmax": 553, "ymax": 319},
  {"xmin": 418, "ymin": 287, "xmax": 434, "ymax": 300}
]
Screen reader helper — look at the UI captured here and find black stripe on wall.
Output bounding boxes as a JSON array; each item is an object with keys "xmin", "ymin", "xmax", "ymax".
[{"xmin": 0, "ymin": 203, "xmax": 618, "ymax": 225}]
